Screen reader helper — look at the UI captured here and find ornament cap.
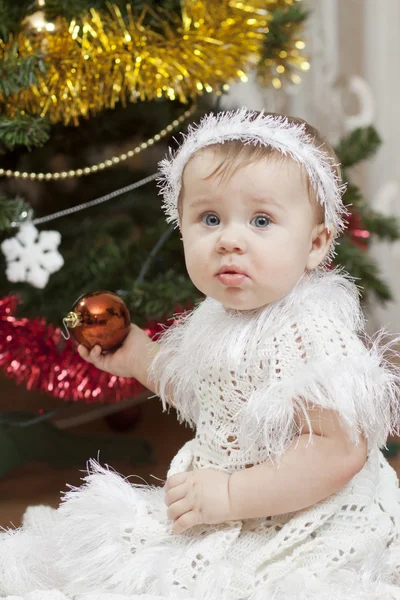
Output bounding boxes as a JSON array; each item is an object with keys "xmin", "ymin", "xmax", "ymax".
[
  {"xmin": 61, "ymin": 311, "xmax": 83, "ymax": 340},
  {"xmin": 63, "ymin": 311, "xmax": 83, "ymax": 329}
]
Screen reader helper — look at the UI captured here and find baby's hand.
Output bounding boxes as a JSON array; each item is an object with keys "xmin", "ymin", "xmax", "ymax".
[
  {"xmin": 164, "ymin": 469, "xmax": 231, "ymax": 534},
  {"xmin": 77, "ymin": 323, "xmax": 158, "ymax": 386}
]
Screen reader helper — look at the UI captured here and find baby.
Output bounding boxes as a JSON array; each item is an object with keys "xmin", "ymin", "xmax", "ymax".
[
  {"xmin": 81, "ymin": 113, "xmax": 367, "ymax": 531},
  {"xmin": 1, "ymin": 109, "xmax": 400, "ymax": 600}
]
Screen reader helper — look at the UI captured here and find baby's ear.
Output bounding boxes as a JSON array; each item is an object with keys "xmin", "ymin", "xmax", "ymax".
[{"xmin": 307, "ymin": 224, "xmax": 334, "ymax": 270}]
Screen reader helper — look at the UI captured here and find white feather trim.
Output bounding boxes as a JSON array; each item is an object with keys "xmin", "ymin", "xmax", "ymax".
[
  {"xmin": 149, "ymin": 268, "xmax": 400, "ymax": 459},
  {"xmin": 237, "ymin": 333, "xmax": 400, "ymax": 458},
  {"xmin": 3, "ymin": 592, "xmax": 71, "ymax": 600},
  {"xmin": 0, "ymin": 525, "xmax": 62, "ymax": 596},
  {"xmin": 53, "ymin": 460, "xmax": 173, "ymax": 596},
  {"xmin": 148, "ymin": 311, "xmax": 200, "ymax": 428},
  {"xmin": 157, "ymin": 109, "xmax": 348, "ymax": 260}
]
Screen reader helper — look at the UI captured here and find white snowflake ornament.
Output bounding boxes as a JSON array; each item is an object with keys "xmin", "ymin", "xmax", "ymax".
[{"xmin": 1, "ymin": 222, "xmax": 64, "ymax": 289}]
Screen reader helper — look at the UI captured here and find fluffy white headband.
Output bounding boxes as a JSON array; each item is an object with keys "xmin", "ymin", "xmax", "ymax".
[{"xmin": 158, "ymin": 108, "xmax": 348, "ymax": 241}]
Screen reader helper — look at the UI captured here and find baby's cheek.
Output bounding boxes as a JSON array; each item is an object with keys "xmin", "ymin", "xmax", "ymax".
[
  {"xmin": 257, "ymin": 250, "xmax": 302, "ymax": 288},
  {"xmin": 184, "ymin": 249, "xmax": 208, "ymax": 285}
]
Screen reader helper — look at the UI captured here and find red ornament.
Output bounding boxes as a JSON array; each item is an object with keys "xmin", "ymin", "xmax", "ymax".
[
  {"xmin": 63, "ymin": 291, "xmax": 130, "ymax": 351},
  {"xmin": 346, "ymin": 212, "xmax": 370, "ymax": 251}
]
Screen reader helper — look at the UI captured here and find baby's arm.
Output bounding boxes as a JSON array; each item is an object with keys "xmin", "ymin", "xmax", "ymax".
[
  {"xmin": 164, "ymin": 407, "xmax": 368, "ymax": 533},
  {"xmin": 227, "ymin": 407, "xmax": 368, "ymax": 520}
]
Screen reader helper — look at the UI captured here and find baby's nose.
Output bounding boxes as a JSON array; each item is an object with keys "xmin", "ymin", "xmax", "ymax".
[{"xmin": 216, "ymin": 229, "xmax": 247, "ymax": 253}]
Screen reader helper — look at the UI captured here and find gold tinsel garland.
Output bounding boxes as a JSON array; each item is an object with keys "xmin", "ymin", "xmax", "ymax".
[{"xmin": 0, "ymin": 0, "xmax": 307, "ymax": 126}]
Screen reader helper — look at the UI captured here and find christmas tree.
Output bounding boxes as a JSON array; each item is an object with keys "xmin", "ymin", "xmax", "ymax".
[{"xmin": 0, "ymin": 0, "xmax": 399, "ymax": 412}]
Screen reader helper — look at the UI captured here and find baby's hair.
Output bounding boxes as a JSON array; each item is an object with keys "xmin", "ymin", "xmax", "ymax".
[{"xmin": 178, "ymin": 112, "xmax": 342, "ymax": 226}]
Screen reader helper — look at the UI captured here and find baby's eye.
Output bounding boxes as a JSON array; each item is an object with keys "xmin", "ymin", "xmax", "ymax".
[
  {"xmin": 201, "ymin": 213, "xmax": 220, "ymax": 226},
  {"xmin": 251, "ymin": 214, "xmax": 270, "ymax": 228}
]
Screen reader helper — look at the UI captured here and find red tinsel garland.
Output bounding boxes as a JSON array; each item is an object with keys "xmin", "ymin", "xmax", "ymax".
[{"xmin": 0, "ymin": 294, "xmax": 172, "ymax": 404}]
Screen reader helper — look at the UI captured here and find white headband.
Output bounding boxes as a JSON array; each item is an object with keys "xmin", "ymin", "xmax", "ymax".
[{"xmin": 158, "ymin": 108, "xmax": 347, "ymax": 249}]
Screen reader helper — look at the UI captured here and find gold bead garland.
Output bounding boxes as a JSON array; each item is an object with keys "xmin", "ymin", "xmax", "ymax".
[
  {"xmin": 0, "ymin": 0, "xmax": 307, "ymax": 126},
  {"xmin": 0, "ymin": 106, "xmax": 195, "ymax": 181}
]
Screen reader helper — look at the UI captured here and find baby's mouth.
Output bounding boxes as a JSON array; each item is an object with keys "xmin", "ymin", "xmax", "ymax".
[{"xmin": 216, "ymin": 269, "xmax": 249, "ymax": 287}]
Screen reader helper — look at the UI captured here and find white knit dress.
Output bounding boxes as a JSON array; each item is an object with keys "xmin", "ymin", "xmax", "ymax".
[{"xmin": 1, "ymin": 270, "xmax": 400, "ymax": 600}]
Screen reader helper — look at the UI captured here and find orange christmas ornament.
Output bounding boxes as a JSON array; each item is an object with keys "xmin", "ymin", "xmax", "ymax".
[{"xmin": 63, "ymin": 291, "xmax": 130, "ymax": 351}]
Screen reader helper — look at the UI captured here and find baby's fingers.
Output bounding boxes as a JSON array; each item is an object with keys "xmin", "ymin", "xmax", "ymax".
[
  {"xmin": 78, "ymin": 344, "xmax": 102, "ymax": 365},
  {"xmin": 164, "ymin": 472, "xmax": 188, "ymax": 493},
  {"xmin": 89, "ymin": 345, "xmax": 102, "ymax": 361},
  {"xmin": 165, "ymin": 482, "xmax": 187, "ymax": 507},
  {"xmin": 77, "ymin": 344, "xmax": 116, "ymax": 375},
  {"xmin": 88, "ymin": 345, "xmax": 117, "ymax": 374},
  {"xmin": 77, "ymin": 344, "xmax": 89, "ymax": 360},
  {"xmin": 171, "ymin": 511, "xmax": 198, "ymax": 534}
]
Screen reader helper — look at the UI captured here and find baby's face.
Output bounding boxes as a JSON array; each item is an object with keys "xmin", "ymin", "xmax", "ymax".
[{"xmin": 179, "ymin": 148, "xmax": 326, "ymax": 310}]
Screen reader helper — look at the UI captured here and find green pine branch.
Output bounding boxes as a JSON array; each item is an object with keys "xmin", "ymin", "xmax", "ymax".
[
  {"xmin": 125, "ymin": 270, "xmax": 201, "ymax": 325},
  {"xmin": 360, "ymin": 210, "xmax": 400, "ymax": 242},
  {"xmin": 262, "ymin": 3, "xmax": 309, "ymax": 57},
  {"xmin": 343, "ymin": 182, "xmax": 400, "ymax": 242},
  {"xmin": 42, "ymin": 0, "xmax": 182, "ymax": 27},
  {"xmin": 335, "ymin": 237, "xmax": 392, "ymax": 303},
  {"xmin": 334, "ymin": 123, "xmax": 400, "ymax": 298},
  {"xmin": 0, "ymin": 43, "xmax": 47, "ymax": 98},
  {"xmin": 42, "ymin": 0, "xmax": 123, "ymax": 22},
  {"xmin": 0, "ymin": 0, "xmax": 36, "ymax": 40},
  {"xmin": 335, "ymin": 126, "xmax": 382, "ymax": 169},
  {"xmin": 341, "ymin": 181, "xmax": 363, "ymax": 210},
  {"xmin": 0, "ymin": 196, "xmax": 32, "ymax": 232},
  {"xmin": 0, "ymin": 0, "xmax": 183, "ymax": 40},
  {"xmin": 0, "ymin": 114, "xmax": 50, "ymax": 151}
]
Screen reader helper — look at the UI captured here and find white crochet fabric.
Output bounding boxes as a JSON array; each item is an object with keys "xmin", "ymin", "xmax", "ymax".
[{"xmin": 1, "ymin": 270, "xmax": 400, "ymax": 600}]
